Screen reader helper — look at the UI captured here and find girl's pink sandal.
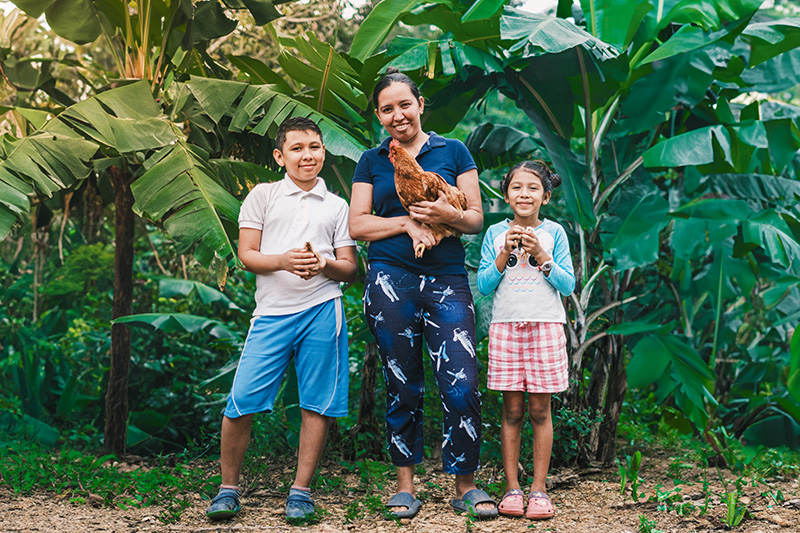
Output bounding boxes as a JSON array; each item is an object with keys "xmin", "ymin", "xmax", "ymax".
[
  {"xmin": 498, "ymin": 489, "xmax": 525, "ymax": 517},
  {"xmin": 526, "ymin": 491, "xmax": 554, "ymax": 520}
]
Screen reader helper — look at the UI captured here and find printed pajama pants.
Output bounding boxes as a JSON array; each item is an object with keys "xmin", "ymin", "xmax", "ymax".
[{"xmin": 364, "ymin": 262, "xmax": 481, "ymax": 475}]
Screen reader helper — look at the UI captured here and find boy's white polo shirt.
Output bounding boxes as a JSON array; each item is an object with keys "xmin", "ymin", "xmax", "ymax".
[{"xmin": 238, "ymin": 176, "xmax": 354, "ymax": 316}]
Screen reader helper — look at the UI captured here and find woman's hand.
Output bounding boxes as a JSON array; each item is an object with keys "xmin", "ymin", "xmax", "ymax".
[
  {"xmin": 404, "ymin": 218, "xmax": 440, "ymax": 254},
  {"xmin": 408, "ymin": 191, "xmax": 458, "ymax": 225}
]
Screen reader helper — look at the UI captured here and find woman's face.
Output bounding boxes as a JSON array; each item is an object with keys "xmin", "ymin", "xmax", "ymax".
[{"xmin": 375, "ymin": 82, "xmax": 424, "ymax": 144}]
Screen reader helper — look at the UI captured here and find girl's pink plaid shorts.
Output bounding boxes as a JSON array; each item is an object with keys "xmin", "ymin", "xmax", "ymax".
[{"xmin": 487, "ymin": 322, "xmax": 568, "ymax": 393}]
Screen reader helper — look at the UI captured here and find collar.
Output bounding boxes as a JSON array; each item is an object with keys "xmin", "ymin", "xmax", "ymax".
[
  {"xmin": 280, "ymin": 175, "xmax": 327, "ymax": 199},
  {"xmin": 377, "ymin": 132, "xmax": 445, "ymax": 154}
]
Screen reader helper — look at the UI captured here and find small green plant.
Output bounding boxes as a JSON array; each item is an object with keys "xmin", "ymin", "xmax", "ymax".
[
  {"xmin": 649, "ymin": 483, "xmax": 682, "ymax": 511},
  {"xmin": 699, "ymin": 470, "xmax": 711, "ymax": 516},
  {"xmin": 620, "ymin": 450, "xmax": 644, "ymax": 501},
  {"xmin": 721, "ymin": 490, "xmax": 747, "ymax": 529},
  {"xmin": 638, "ymin": 514, "xmax": 663, "ymax": 533},
  {"xmin": 762, "ymin": 488, "xmax": 784, "ymax": 506}
]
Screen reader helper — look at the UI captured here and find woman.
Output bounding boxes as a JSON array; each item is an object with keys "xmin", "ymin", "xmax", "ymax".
[{"xmin": 349, "ymin": 68, "xmax": 497, "ymax": 519}]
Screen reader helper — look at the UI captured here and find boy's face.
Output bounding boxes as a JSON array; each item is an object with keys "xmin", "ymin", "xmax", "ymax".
[{"xmin": 273, "ymin": 130, "xmax": 325, "ymax": 190}]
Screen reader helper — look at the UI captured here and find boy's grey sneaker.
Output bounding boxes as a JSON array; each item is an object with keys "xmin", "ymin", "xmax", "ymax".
[
  {"xmin": 285, "ymin": 488, "xmax": 315, "ymax": 521},
  {"xmin": 206, "ymin": 488, "xmax": 241, "ymax": 520}
]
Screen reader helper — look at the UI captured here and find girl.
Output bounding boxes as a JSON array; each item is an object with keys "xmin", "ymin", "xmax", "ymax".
[{"xmin": 476, "ymin": 160, "xmax": 575, "ymax": 519}]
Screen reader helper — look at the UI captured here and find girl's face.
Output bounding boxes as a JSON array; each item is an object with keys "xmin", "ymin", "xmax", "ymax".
[
  {"xmin": 375, "ymin": 82, "xmax": 424, "ymax": 144},
  {"xmin": 504, "ymin": 170, "xmax": 550, "ymax": 221}
]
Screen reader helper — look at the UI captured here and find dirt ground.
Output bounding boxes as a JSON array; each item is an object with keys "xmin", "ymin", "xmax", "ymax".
[{"xmin": 1, "ymin": 450, "xmax": 799, "ymax": 533}]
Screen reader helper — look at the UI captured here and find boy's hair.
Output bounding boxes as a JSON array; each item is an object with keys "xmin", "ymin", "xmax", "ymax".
[
  {"xmin": 275, "ymin": 116, "xmax": 323, "ymax": 151},
  {"xmin": 501, "ymin": 160, "xmax": 562, "ymax": 196}
]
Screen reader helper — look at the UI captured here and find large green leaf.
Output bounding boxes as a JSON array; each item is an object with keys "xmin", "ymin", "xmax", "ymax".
[
  {"xmin": 741, "ymin": 48, "xmax": 800, "ymax": 93},
  {"xmin": 789, "ymin": 327, "xmax": 800, "ymax": 404},
  {"xmin": 639, "ymin": 20, "xmax": 744, "ymax": 66},
  {"xmin": 158, "ymin": 278, "xmax": 244, "ymax": 311},
  {"xmin": 643, "ymin": 126, "xmax": 729, "ymax": 168},
  {"xmin": 704, "ymin": 173, "xmax": 800, "ymax": 206},
  {"xmin": 465, "ymin": 122, "xmax": 542, "ymax": 172},
  {"xmin": 629, "ymin": 334, "xmax": 715, "ymax": 427},
  {"xmin": 579, "ymin": 0, "xmax": 649, "ymax": 51},
  {"xmin": 527, "ymin": 110, "xmax": 596, "ymax": 228},
  {"xmin": 131, "ymin": 141, "xmax": 241, "ymax": 264},
  {"xmin": 185, "ymin": 77, "xmax": 249, "ymax": 124},
  {"xmin": 670, "ymin": 198, "xmax": 753, "ymax": 221},
  {"xmin": 618, "ymin": 49, "xmax": 717, "ymax": 135},
  {"xmin": 501, "ymin": 6, "xmax": 619, "ymax": 60},
  {"xmin": 0, "ymin": 129, "xmax": 97, "ymax": 239},
  {"xmin": 228, "ymin": 55, "xmax": 293, "ymax": 92},
  {"xmin": 113, "ymin": 312, "xmax": 240, "ymax": 339},
  {"xmin": 349, "ymin": 0, "xmax": 425, "ymax": 62},
  {"xmin": 280, "ymin": 32, "xmax": 367, "ymax": 109},
  {"xmin": 601, "ymin": 179, "xmax": 670, "ymax": 270},
  {"xmin": 627, "ymin": 335, "xmax": 671, "ymax": 389},
  {"xmin": 59, "ymin": 82, "xmax": 178, "ymax": 153},
  {"xmin": 741, "ymin": 209, "xmax": 800, "ymax": 276},
  {"xmin": 743, "ymin": 18, "xmax": 800, "ymax": 67},
  {"xmin": 462, "ymin": 0, "xmax": 506, "ymax": 23},
  {"xmin": 187, "ymin": 78, "xmax": 367, "ymax": 162}
]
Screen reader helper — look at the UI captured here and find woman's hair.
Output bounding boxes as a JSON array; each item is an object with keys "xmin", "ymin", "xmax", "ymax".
[
  {"xmin": 500, "ymin": 160, "xmax": 562, "ymax": 196},
  {"xmin": 372, "ymin": 67, "xmax": 421, "ymax": 106}
]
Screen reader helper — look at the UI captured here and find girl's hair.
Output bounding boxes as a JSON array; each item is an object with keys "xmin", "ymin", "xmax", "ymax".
[
  {"xmin": 500, "ymin": 160, "xmax": 562, "ymax": 196},
  {"xmin": 372, "ymin": 67, "xmax": 421, "ymax": 106}
]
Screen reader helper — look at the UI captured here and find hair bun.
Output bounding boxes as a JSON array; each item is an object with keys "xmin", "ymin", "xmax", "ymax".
[
  {"xmin": 549, "ymin": 173, "xmax": 562, "ymax": 188},
  {"xmin": 385, "ymin": 67, "xmax": 401, "ymax": 75}
]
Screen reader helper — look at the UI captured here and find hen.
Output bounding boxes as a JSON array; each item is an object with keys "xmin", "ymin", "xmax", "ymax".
[{"xmin": 389, "ymin": 139, "xmax": 468, "ymax": 258}]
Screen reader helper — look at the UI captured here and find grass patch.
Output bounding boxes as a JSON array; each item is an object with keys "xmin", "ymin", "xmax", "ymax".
[{"xmin": 0, "ymin": 438, "xmax": 216, "ymax": 523}]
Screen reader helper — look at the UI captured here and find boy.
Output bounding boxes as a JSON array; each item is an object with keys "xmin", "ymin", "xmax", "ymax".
[{"xmin": 206, "ymin": 117, "xmax": 357, "ymax": 522}]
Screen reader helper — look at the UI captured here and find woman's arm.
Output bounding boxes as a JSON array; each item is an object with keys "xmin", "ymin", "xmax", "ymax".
[
  {"xmin": 407, "ymin": 168, "xmax": 484, "ymax": 234},
  {"xmin": 349, "ymin": 182, "xmax": 439, "ymax": 250}
]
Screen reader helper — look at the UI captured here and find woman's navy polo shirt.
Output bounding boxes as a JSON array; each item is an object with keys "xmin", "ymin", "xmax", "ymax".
[{"xmin": 352, "ymin": 133, "xmax": 477, "ymax": 275}]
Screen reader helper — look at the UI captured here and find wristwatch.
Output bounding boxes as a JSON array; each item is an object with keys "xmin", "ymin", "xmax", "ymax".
[{"xmin": 538, "ymin": 260, "xmax": 554, "ymax": 274}]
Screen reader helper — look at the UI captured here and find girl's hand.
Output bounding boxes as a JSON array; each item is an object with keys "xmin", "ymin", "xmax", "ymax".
[
  {"xmin": 408, "ymin": 191, "xmax": 458, "ymax": 225},
  {"xmin": 281, "ymin": 248, "xmax": 321, "ymax": 279},
  {"xmin": 405, "ymin": 218, "xmax": 440, "ymax": 254},
  {"xmin": 520, "ymin": 228, "xmax": 550, "ymax": 265},
  {"xmin": 503, "ymin": 225, "xmax": 525, "ymax": 254}
]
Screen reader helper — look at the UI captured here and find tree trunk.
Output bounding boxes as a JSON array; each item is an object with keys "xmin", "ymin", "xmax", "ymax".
[
  {"xmin": 105, "ymin": 166, "xmax": 135, "ymax": 455},
  {"xmin": 595, "ymin": 335, "xmax": 627, "ymax": 465}
]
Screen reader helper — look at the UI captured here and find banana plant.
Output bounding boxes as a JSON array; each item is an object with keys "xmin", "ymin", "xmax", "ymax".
[
  {"xmin": 349, "ymin": 0, "xmax": 800, "ymax": 462},
  {"xmin": 0, "ymin": 0, "xmax": 370, "ymax": 454}
]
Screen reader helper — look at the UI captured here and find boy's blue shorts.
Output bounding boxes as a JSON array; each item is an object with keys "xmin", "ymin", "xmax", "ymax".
[{"xmin": 224, "ymin": 297, "xmax": 348, "ymax": 419}]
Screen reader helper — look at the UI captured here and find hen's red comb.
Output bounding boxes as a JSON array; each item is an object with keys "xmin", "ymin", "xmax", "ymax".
[{"xmin": 389, "ymin": 139, "xmax": 400, "ymax": 148}]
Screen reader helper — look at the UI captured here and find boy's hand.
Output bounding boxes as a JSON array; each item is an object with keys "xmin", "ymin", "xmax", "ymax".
[
  {"xmin": 300, "ymin": 253, "xmax": 327, "ymax": 280},
  {"xmin": 282, "ymin": 248, "xmax": 321, "ymax": 279}
]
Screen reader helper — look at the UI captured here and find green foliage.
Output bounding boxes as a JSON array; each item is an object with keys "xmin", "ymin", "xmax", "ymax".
[
  {"xmin": 619, "ymin": 450, "xmax": 642, "ymax": 501},
  {"xmin": 0, "ymin": 439, "xmax": 216, "ymax": 524},
  {"xmin": 638, "ymin": 515, "xmax": 663, "ymax": 533}
]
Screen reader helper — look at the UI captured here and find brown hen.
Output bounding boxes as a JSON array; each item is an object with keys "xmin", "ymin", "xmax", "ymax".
[{"xmin": 389, "ymin": 139, "xmax": 468, "ymax": 258}]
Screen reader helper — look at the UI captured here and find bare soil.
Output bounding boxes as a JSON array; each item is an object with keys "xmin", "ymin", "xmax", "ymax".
[{"xmin": 1, "ymin": 450, "xmax": 798, "ymax": 533}]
